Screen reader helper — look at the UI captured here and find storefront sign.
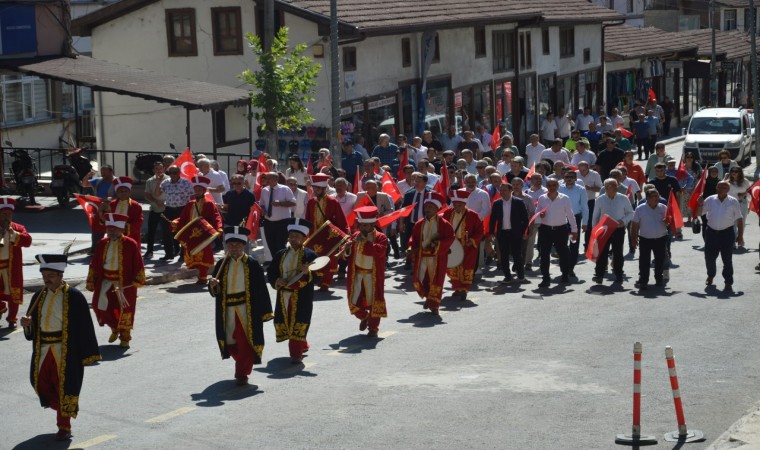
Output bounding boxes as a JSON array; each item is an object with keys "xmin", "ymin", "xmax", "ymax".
[
  {"xmin": 0, "ymin": 4, "xmax": 37, "ymax": 55},
  {"xmin": 340, "ymin": 106, "xmax": 352, "ymax": 116},
  {"xmin": 368, "ymin": 97, "xmax": 395, "ymax": 110},
  {"xmin": 721, "ymin": 61, "xmax": 736, "ymax": 71},
  {"xmin": 454, "ymin": 91, "xmax": 463, "ymax": 109},
  {"xmin": 352, "ymin": 103, "xmax": 364, "ymax": 113}
]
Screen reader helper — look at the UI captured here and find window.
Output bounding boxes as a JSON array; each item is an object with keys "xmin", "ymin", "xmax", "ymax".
[
  {"xmin": 559, "ymin": 27, "xmax": 574, "ymax": 58},
  {"xmin": 214, "ymin": 110, "xmax": 226, "ymax": 143},
  {"xmin": 474, "ymin": 26, "xmax": 486, "ymax": 57},
  {"xmin": 401, "ymin": 38, "xmax": 411, "ymax": 67},
  {"xmin": 212, "ymin": 7, "xmax": 242, "ymax": 55},
  {"xmin": 626, "ymin": 0, "xmax": 634, "ymax": 13},
  {"xmin": 61, "ymin": 83, "xmax": 94, "ymax": 116},
  {"xmin": 583, "ymin": 48, "xmax": 590, "ymax": 64},
  {"xmin": 1, "ymin": 74, "xmax": 51, "ymax": 125},
  {"xmin": 608, "ymin": 0, "xmax": 615, "ymax": 9},
  {"xmin": 432, "ymin": 33, "xmax": 440, "ymax": 63},
  {"xmin": 343, "ymin": 46, "xmax": 357, "ymax": 71},
  {"xmin": 542, "ymin": 28, "xmax": 550, "ymax": 55},
  {"xmin": 492, "ymin": 30, "xmax": 515, "ymax": 73},
  {"xmin": 165, "ymin": 8, "xmax": 197, "ymax": 57},
  {"xmin": 519, "ymin": 31, "xmax": 532, "ymax": 70},
  {"xmin": 724, "ymin": 9, "xmax": 737, "ymax": 30}
]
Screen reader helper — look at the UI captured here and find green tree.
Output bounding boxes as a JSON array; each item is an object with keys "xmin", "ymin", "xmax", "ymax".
[{"xmin": 239, "ymin": 27, "xmax": 321, "ymax": 157}]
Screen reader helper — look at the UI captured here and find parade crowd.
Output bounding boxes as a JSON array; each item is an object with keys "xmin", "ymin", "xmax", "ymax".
[{"xmin": 0, "ymin": 99, "xmax": 757, "ymax": 441}]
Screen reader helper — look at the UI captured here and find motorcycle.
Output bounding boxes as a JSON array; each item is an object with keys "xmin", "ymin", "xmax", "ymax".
[
  {"xmin": 6, "ymin": 142, "xmax": 40, "ymax": 206},
  {"xmin": 50, "ymin": 147, "xmax": 93, "ymax": 207}
]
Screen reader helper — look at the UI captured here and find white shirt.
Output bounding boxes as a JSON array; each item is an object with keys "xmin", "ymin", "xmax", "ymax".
[
  {"xmin": 465, "ymin": 187, "xmax": 491, "ymax": 220},
  {"xmin": 592, "ymin": 193, "xmax": 634, "ymax": 226},
  {"xmin": 410, "ymin": 145, "xmax": 428, "ymax": 166},
  {"xmin": 203, "ymin": 169, "xmax": 228, "ymax": 205},
  {"xmin": 536, "ymin": 193, "xmax": 578, "ymax": 232},
  {"xmin": 556, "ymin": 115, "xmax": 574, "ymax": 138},
  {"xmin": 632, "ymin": 202, "xmax": 668, "ymax": 239},
  {"xmin": 259, "ymin": 184, "xmax": 296, "ymax": 221},
  {"xmin": 703, "ymin": 194, "xmax": 743, "ymax": 230},
  {"xmin": 577, "ymin": 169, "xmax": 603, "ymax": 200},
  {"xmin": 575, "ymin": 113, "xmax": 594, "ymax": 131},
  {"xmin": 464, "ymin": 159, "xmax": 478, "ymax": 175},
  {"xmin": 610, "ymin": 114, "xmax": 625, "ymax": 128},
  {"xmin": 571, "ymin": 150, "xmax": 597, "ymax": 167},
  {"xmin": 397, "ymin": 179, "xmax": 413, "ymax": 196},
  {"xmin": 539, "ymin": 148, "xmax": 571, "ymax": 165},
  {"xmin": 425, "ymin": 172, "xmax": 441, "ymax": 188},
  {"xmin": 285, "ymin": 168, "xmax": 309, "ymax": 187},
  {"xmin": 525, "ymin": 143, "xmax": 546, "ymax": 168},
  {"xmin": 501, "ymin": 198, "xmax": 512, "ymax": 230},
  {"xmin": 540, "ymin": 119, "xmax": 558, "ymax": 142},
  {"xmin": 292, "ymin": 188, "xmax": 308, "ymax": 219},
  {"xmin": 335, "ymin": 192, "xmax": 357, "ymax": 218}
]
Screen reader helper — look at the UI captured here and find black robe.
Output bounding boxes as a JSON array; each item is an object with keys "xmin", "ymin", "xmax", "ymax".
[
  {"xmin": 24, "ymin": 284, "xmax": 101, "ymax": 417},
  {"xmin": 210, "ymin": 255, "xmax": 273, "ymax": 363},
  {"xmin": 266, "ymin": 246, "xmax": 316, "ymax": 342}
]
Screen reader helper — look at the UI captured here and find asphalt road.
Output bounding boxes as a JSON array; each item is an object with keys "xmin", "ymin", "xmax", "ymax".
[{"xmin": 1, "ymin": 138, "xmax": 759, "ymax": 449}]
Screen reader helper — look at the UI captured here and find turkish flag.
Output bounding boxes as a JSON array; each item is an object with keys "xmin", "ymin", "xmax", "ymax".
[
  {"xmin": 397, "ymin": 148, "xmax": 409, "ymax": 180},
  {"xmin": 175, "ymin": 148, "xmax": 198, "ymax": 180},
  {"xmin": 258, "ymin": 154, "xmax": 270, "ymax": 174},
  {"xmin": 245, "ymin": 203, "xmax": 263, "ymax": 241},
  {"xmin": 585, "ymin": 214, "xmax": 619, "ymax": 262},
  {"xmin": 307, "ymin": 155, "xmax": 314, "ymax": 176},
  {"xmin": 353, "ymin": 165, "xmax": 361, "ymax": 194},
  {"xmin": 524, "ymin": 163, "xmax": 535, "ymax": 181},
  {"xmin": 482, "ymin": 194, "xmax": 500, "ymax": 236},
  {"xmin": 666, "ymin": 190, "xmax": 684, "ymax": 234},
  {"xmin": 346, "ymin": 194, "xmax": 375, "ymax": 228},
  {"xmin": 433, "ymin": 163, "xmax": 451, "ymax": 199},
  {"xmin": 616, "ymin": 124, "xmax": 633, "ymax": 139},
  {"xmin": 674, "ymin": 159, "xmax": 689, "ymax": 183},
  {"xmin": 74, "ymin": 194, "xmax": 105, "ymax": 233},
  {"xmin": 490, "ymin": 125, "xmax": 501, "ymax": 151},
  {"xmin": 648, "ymin": 88, "xmax": 657, "ymax": 102},
  {"xmin": 381, "ymin": 171, "xmax": 402, "ymax": 203},
  {"xmin": 376, "ymin": 203, "xmax": 416, "ymax": 229},
  {"xmin": 748, "ymin": 180, "xmax": 760, "ymax": 215},
  {"xmin": 687, "ymin": 167, "xmax": 708, "ymax": 218}
]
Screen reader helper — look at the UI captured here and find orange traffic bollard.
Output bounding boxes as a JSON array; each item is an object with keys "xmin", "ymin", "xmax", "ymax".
[
  {"xmin": 616, "ymin": 342, "xmax": 657, "ymax": 446},
  {"xmin": 663, "ymin": 346, "xmax": 705, "ymax": 443}
]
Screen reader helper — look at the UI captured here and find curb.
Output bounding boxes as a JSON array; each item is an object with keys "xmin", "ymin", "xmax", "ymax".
[{"xmin": 707, "ymin": 402, "xmax": 760, "ymax": 450}]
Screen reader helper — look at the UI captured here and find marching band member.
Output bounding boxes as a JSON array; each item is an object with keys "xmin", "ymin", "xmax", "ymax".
[
  {"xmin": 267, "ymin": 218, "xmax": 317, "ymax": 363},
  {"xmin": 340, "ymin": 206, "xmax": 388, "ymax": 337},
  {"xmin": 21, "ymin": 254, "xmax": 100, "ymax": 441},
  {"xmin": 442, "ymin": 189, "xmax": 483, "ymax": 300},
  {"xmin": 109, "ymin": 176, "xmax": 144, "ymax": 247},
  {"xmin": 408, "ymin": 192, "xmax": 454, "ymax": 315},
  {"xmin": 305, "ymin": 174, "xmax": 349, "ymax": 292},
  {"xmin": 0, "ymin": 197, "xmax": 32, "ymax": 328},
  {"xmin": 176, "ymin": 176, "xmax": 224, "ymax": 285},
  {"xmin": 86, "ymin": 213, "xmax": 145, "ymax": 349},
  {"xmin": 209, "ymin": 226, "xmax": 273, "ymax": 385}
]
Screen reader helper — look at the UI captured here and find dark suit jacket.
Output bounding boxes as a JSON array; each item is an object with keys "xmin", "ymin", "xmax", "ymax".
[
  {"xmin": 489, "ymin": 196, "xmax": 529, "ymax": 237},
  {"xmin": 401, "ymin": 187, "xmax": 431, "ymax": 227}
]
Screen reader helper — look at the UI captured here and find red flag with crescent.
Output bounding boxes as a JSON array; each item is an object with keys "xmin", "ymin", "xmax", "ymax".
[
  {"xmin": 666, "ymin": 190, "xmax": 684, "ymax": 234},
  {"xmin": 346, "ymin": 194, "xmax": 375, "ymax": 228},
  {"xmin": 74, "ymin": 194, "xmax": 105, "ymax": 233},
  {"xmin": 674, "ymin": 159, "xmax": 689, "ymax": 183},
  {"xmin": 244, "ymin": 203, "xmax": 263, "ymax": 241},
  {"xmin": 585, "ymin": 214, "xmax": 619, "ymax": 262},
  {"xmin": 376, "ymin": 203, "xmax": 416, "ymax": 229},
  {"xmin": 353, "ymin": 165, "xmax": 361, "ymax": 194},
  {"xmin": 748, "ymin": 180, "xmax": 760, "ymax": 214},
  {"xmin": 175, "ymin": 148, "xmax": 198, "ymax": 180},
  {"xmin": 381, "ymin": 171, "xmax": 402, "ymax": 203},
  {"xmin": 258, "ymin": 154, "xmax": 270, "ymax": 174},
  {"xmin": 616, "ymin": 124, "xmax": 633, "ymax": 139},
  {"xmin": 307, "ymin": 155, "xmax": 314, "ymax": 176},
  {"xmin": 524, "ymin": 163, "xmax": 535, "ymax": 181},
  {"xmin": 687, "ymin": 167, "xmax": 708, "ymax": 218},
  {"xmin": 490, "ymin": 125, "xmax": 501, "ymax": 151},
  {"xmin": 397, "ymin": 148, "xmax": 409, "ymax": 180}
]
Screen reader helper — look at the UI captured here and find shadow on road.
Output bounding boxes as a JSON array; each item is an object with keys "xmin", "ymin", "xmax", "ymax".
[
  {"xmin": 190, "ymin": 379, "xmax": 262, "ymax": 407},
  {"xmin": 585, "ymin": 284, "xmax": 630, "ymax": 296},
  {"xmin": 629, "ymin": 288, "xmax": 678, "ymax": 299},
  {"xmin": 440, "ymin": 296, "xmax": 478, "ymax": 311},
  {"xmin": 165, "ymin": 282, "xmax": 209, "ymax": 294},
  {"xmin": 397, "ymin": 311, "xmax": 445, "ymax": 327},
  {"xmin": 688, "ymin": 287, "xmax": 744, "ymax": 299},
  {"xmin": 0, "ymin": 327, "xmax": 16, "ymax": 341},
  {"xmin": 12, "ymin": 433, "xmax": 70, "ymax": 450},
  {"xmin": 97, "ymin": 345, "xmax": 132, "ymax": 362},
  {"xmin": 327, "ymin": 334, "xmax": 383, "ymax": 354},
  {"xmin": 256, "ymin": 357, "xmax": 317, "ymax": 379},
  {"xmin": 313, "ymin": 290, "xmax": 343, "ymax": 302}
]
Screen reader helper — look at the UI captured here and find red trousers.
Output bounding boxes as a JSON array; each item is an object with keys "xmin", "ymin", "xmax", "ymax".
[
  {"xmin": 39, "ymin": 350, "xmax": 71, "ymax": 431},
  {"xmin": 227, "ymin": 316, "xmax": 255, "ymax": 379},
  {"xmin": 288, "ymin": 340, "xmax": 309, "ymax": 359},
  {"xmin": 0, "ymin": 294, "xmax": 19, "ymax": 323}
]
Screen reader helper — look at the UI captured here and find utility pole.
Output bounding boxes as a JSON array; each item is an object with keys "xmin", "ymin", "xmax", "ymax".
[
  {"xmin": 264, "ymin": 0, "xmax": 276, "ymax": 156},
  {"xmin": 751, "ymin": 0, "xmax": 760, "ymax": 169},
  {"xmin": 710, "ymin": 0, "xmax": 718, "ymax": 106},
  {"xmin": 330, "ymin": 0, "xmax": 341, "ymax": 167}
]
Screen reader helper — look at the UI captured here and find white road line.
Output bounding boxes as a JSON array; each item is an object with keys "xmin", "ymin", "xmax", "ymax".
[
  {"xmin": 145, "ymin": 406, "xmax": 196, "ymax": 423},
  {"xmin": 70, "ymin": 434, "xmax": 117, "ymax": 449}
]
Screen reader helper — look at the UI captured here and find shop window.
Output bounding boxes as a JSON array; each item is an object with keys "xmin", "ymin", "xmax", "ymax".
[
  {"xmin": 1, "ymin": 74, "xmax": 51, "ymax": 125},
  {"xmin": 559, "ymin": 27, "xmax": 574, "ymax": 58},
  {"xmin": 401, "ymin": 38, "xmax": 411, "ymax": 67},
  {"xmin": 474, "ymin": 26, "xmax": 486, "ymax": 57},
  {"xmin": 212, "ymin": 7, "xmax": 243, "ymax": 55},
  {"xmin": 583, "ymin": 48, "xmax": 590, "ymax": 64},
  {"xmin": 166, "ymin": 8, "xmax": 197, "ymax": 56},
  {"xmin": 343, "ymin": 46, "xmax": 357, "ymax": 71},
  {"xmin": 542, "ymin": 28, "xmax": 550, "ymax": 55},
  {"xmin": 492, "ymin": 30, "xmax": 515, "ymax": 73},
  {"xmin": 724, "ymin": 9, "xmax": 737, "ymax": 30},
  {"xmin": 519, "ymin": 31, "xmax": 532, "ymax": 70}
]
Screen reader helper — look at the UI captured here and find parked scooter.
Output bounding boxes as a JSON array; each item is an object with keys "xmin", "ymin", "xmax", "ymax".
[
  {"xmin": 5, "ymin": 141, "xmax": 39, "ymax": 206},
  {"xmin": 50, "ymin": 147, "xmax": 93, "ymax": 207}
]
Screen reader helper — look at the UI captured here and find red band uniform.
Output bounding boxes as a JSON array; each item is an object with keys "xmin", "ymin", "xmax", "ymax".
[
  {"xmin": 442, "ymin": 189, "xmax": 483, "ymax": 299},
  {"xmin": 177, "ymin": 176, "xmax": 224, "ymax": 283},
  {"xmin": 305, "ymin": 174, "xmax": 349, "ymax": 290},
  {"xmin": 0, "ymin": 197, "xmax": 32, "ymax": 327},
  {"xmin": 408, "ymin": 192, "xmax": 454, "ymax": 314},
  {"xmin": 86, "ymin": 213, "xmax": 145, "ymax": 348},
  {"xmin": 109, "ymin": 177, "xmax": 144, "ymax": 247},
  {"xmin": 343, "ymin": 206, "xmax": 388, "ymax": 336}
]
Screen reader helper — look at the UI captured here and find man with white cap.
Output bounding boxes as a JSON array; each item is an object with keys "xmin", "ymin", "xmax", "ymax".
[
  {"xmin": 340, "ymin": 206, "xmax": 388, "ymax": 337},
  {"xmin": 86, "ymin": 213, "xmax": 145, "ymax": 349},
  {"xmin": 21, "ymin": 254, "xmax": 100, "ymax": 441},
  {"xmin": 442, "ymin": 189, "xmax": 483, "ymax": 300},
  {"xmin": 108, "ymin": 176, "xmax": 144, "ymax": 247},
  {"xmin": 408, "ymin": 192, "xmax": 454, "ymax": 315},
  {"xmin": 0, "ymin": 197, "xmax": 32, "ymax": 328},
  {"xmin": 305, "ymin": 173, "xmax": 349, "ymax": 292},
  {"xmin": 175, "ymin": 175, "xmax": 224, "ymax": 284},
  {"xmin": 209, "ymin": 226, "xmax": 273, "ymax": 385},
  {"xmin": 267, "ymin": 218, "xmax": 317, "ymax": 363}
]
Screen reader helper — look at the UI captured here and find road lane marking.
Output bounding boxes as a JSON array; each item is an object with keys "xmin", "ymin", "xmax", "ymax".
[
  {"xmin": 378, "ymin": 330, "xmax": 397, "ymax": 338},
  {"xmin": 10, "ymin": 327, "xmax": 23, "ymax": 335},
  {"xmin": 145, "ymin": 407, "xmax": 196, "ymax": 423},
  {"xmin": 283, "ymin": 361, "xmax": 316, "ymax": 372},
  {"xmin": 70, "ymin": 434, "xmax": 117, "ymax": 448}
]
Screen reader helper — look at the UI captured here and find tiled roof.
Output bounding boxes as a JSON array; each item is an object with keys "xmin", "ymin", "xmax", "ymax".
[
  {"xmin": 0, "ymin": 55, "xmax": 251, "ymax": 111},
  {"xmin": 604, "ymin": 25, "xmax": 698, "ymax": 60},
  {"xmin": 716, "ymin": 0, "xmax": 750, "ymax": 8},
  {"xmin": 674, "ymin": 28, "xmax": 753, "ymax": 60}
]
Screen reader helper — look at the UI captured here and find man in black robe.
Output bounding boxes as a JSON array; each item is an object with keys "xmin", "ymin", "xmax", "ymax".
[
  {"xmin": 209, "ymin": 226, "xmax": 273, "ymax": 386},
  {"xmin": 21, "ymin": 254, "xmax": 101, "ymax": 441},
  {"xmin": 267, "ymin": 218, "xmax": 317, "ymax": 363}
]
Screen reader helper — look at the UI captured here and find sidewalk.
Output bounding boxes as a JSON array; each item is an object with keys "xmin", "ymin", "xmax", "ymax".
[{"xmin": 707, "ymin": 402, "xmax": 760, "ymax": 450}]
